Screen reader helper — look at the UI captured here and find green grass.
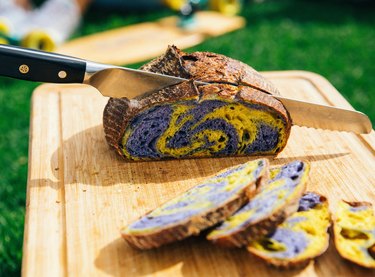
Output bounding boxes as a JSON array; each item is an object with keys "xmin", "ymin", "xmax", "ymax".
[{"xmin": 0, "ymin": 0, "xmax": 374, "ymax": 275}]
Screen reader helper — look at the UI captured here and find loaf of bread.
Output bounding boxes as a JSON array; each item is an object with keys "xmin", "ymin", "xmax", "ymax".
[
  {"xmin": 206, "ymin": 160, "xmax": 309, "ymax": 247},
  {"xmin": 247, "ymin": 192, "xmax": 330, "ymax": 269},
  {"xmin": 333, "ymin": 200, "xmax": 375, "ymax": 268},
  {"xmin": 103, "ymin": 46, "xmax": 291, "ymax": 160},
  {"xmin": 121, "ymin": 159, "xmax": 269, "ymax": 249}
]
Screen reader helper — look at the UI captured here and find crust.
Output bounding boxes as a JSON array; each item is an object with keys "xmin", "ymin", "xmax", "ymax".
[
  {"xmin": 122, "ymin": 163, "xmax": 268, "ymax": 250},
  {"xmin": 141, "ymin": 45, "xmax": 280, "ymax": 96},
  {"xmin": 251, "ymin": 254, "xmax": 313, "ymax": 270},
  {"xmin": 103, "ymin": 46, "xmax": 292, "ymax": 159},
  {"xmin": 140, "ymin": 45, "xmax": 191, "ymax": 78},
  {"xmin": 179, "ymin": 47, "xmax": 280, "ymax": 95},
  {"xmin": 103, "ymin": 97, "xmax": 130, "ymax": 157},
  {"xmin": 341, "ymin": 200, "xmax": 372, "ymax": 208}
]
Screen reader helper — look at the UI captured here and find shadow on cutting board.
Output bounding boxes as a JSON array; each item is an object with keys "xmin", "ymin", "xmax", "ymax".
[
  {"xmin": 46, "ymin": 125, "xmax": 350, "ymax": 187},
  {"xmin": 94, "ymin": 235, "xmax": 372, "ymax": 276},
  {"xmin": 94, "ymin": 236, "xmax": 307, "ymax": 276}
]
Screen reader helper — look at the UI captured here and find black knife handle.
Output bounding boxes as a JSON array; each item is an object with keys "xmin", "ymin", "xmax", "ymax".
[{"xmin": 0, "ymin": 44, "xmax": 86, "ymax": 83}]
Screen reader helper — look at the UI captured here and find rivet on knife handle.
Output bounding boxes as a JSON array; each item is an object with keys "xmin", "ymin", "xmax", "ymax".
[{"xmin": 0, "ymin": 44, "xmax": 86, "ymax": 83}]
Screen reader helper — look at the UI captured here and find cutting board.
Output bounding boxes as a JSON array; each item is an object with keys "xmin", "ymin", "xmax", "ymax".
[
  {"xmin": 56, "ymin": 11, "xmax": 245, "ymax": 65},
  {"xmin": 22, "ymin": 71, "xmax": 375, "ymax": 277}
]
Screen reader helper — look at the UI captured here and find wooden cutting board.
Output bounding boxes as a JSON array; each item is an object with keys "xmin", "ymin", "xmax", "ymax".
[
  {"xmin": 56, "ymin": 11, "xmax": 245, "ymax": 65},
  {"xmin": 22, "ymin": 71, "xmax": 374, "ymax": 277}
]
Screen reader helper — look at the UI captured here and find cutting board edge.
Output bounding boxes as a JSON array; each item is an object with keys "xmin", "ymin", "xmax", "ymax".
[{"xmin": 22, "ymin": 71, "xmax": 375, "ymax": 277}]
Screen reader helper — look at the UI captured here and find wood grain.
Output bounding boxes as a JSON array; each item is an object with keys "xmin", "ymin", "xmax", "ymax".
[
  {"xmin": 56, "ymin": 11, "xmax": 245, "ymax": 66},
  {"xmin": 22, "ymin": 71, "xmax": 375, "ymax": 277}
]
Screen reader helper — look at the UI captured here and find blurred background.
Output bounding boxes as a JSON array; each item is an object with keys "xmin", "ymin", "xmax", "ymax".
[{"xmin": 0, "ymin": 0, "xmax": 374, "ymax": 275}]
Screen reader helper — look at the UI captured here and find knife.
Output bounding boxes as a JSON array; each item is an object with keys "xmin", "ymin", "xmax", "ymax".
[{"xmin": 0, "ymin": 44, "xmax": 372, "ymax": 134}]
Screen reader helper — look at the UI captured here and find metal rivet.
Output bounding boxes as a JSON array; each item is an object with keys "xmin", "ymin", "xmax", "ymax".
[
  {"xmin": 58, "ymin": 70, "xmax": 67, "ymax": 79},
  {"xmin": 19, "ymin": 64, "xmax": 29, "ymax": 74}
]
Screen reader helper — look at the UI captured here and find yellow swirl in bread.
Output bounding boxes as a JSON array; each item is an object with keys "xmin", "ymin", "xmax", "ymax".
[
  {"xmin": 333, "ymin": 200, "xmax": 375, "ymax": 269},
  {"xmin": 206, "ymin": 160, "xmax": 309, "ymax": 247},
  {"xmin": 248, "ymin": 192, "xmax": 330, "ymax": 268}
]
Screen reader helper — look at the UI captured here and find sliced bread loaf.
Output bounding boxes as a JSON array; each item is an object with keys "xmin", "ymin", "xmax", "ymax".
[
  {"xmin": 247, "ymin": 192, "xmax": 330, "ymax": 269},
  {"xmin": 122, "ymin": 159, "xmax": 269, "ymax": 249},
  {"xmin": 333, "ymin": 200, "xmax": 375, "ymax": 268},
  {"xmin": 103, "ymin": 46, "xmax": 291, "ymax": 161},
  {"xmin": 206, "ymin": 160, "xmax": 309, "ymax": 247}
]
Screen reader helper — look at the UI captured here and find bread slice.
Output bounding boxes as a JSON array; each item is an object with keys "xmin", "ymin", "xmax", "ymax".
[
  {"xmin": 121, "ymin": 159, "xmax": 269, "ymax": 249},
  {"xmin": 247, "ymin": 192, "xmax": 330, "ymax": 269},
  {"xmin": 103, "ymin": 46, "xmax": 291, "ymax": 161},
  {"xmin": 206, "ymin": 160, "xmax": 309, "ymax": 247},
  {"xmin": 333, "ymin": 200, "xmax": 375, "ymax": 268}
]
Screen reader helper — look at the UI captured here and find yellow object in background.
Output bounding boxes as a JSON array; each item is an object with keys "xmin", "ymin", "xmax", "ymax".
[
  {"xmin": 0, "ymin": 22, "xmax": 10, "ymax": 35},
  {"xmin": 0, "ymin": 18, "xmax": 11, "ymax": 44},
  {"xmin": 164, "ymin": 0, "xmax": 186, "ymax": 10},
  {"xmin": 210, "ymin": 0, "xmax": 242, "ymax": 15},
  {"xmin": 164, "ymin": 0, "xmax": 242, "ymax": 15},
  {"xmin": 0, "ymin": 37, "xmax": 9, "ymax": 44},
  {"xmin": 19, "ymin": 0, "xmax": 80, "ymax": 52},
  {"xmin": 22, "ymin": 31, "xmax": 56, "ymax": 52}
]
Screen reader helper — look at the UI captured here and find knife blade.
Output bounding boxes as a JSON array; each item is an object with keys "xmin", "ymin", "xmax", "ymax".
[
  {"xmin": 0, "ymin": 44, "xmax": 372, "ymax": 134},
  {"xmin": 273, "ymin": 96, "xmax": 372, "ymax": 134}
]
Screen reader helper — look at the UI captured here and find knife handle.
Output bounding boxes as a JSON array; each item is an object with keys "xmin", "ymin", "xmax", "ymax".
[{"xmin": 0, "ymin": 44, "xmax": 86, "ymax": 83}]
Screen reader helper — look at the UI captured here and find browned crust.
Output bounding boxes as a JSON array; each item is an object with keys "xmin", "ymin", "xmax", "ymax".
[
  {"xmin": 103, "ymin": 97, "xmax": 130, "ymax": 157},
  {"xmin": 121, "ymin": 161, "xmax": 269, "ymax": 250},
  {"xmin": 103, "ymin": 45, "xmax": 291, "ymax": 158},
  {"xmin": 341, "ymin": 200, "xmax": 372, "ymax": 209},
  {"xmin": 248, "ymin": 193, "xmax": 330, "ymax": 269},
  {"xmin": 333, "ymin": 200, "xmax": 375, "ymax": 269},
  {"xmin": 251, "ymin": 254, "xmax": 313, "ymax": 270},
  {"xmin": 140, "ymin": 45, "xmax": 191, "ymax": 78},
  {"xmin": 369, "ymin": 244, "xmax": 375, "ymax": 260},
  {"xmin": 141, "ymin": 45, "xmax": 280, "ymax": 96},
  {"xmin": 208, "ymin": 191, "xmax": 303, "ymax": 248},
  {"xmin": 180, "ymin": 48, "xmax": 280, "ymax": 96}
]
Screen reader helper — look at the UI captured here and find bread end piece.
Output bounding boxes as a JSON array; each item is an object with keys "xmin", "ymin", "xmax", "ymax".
[{"xmin": 333, "ymin": 200, "xmax": 375, "ymax": 269}]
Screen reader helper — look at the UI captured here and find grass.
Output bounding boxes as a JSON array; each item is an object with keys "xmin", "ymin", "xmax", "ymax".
[{"xmin": 0, "ymin": 0, "xmax": 374, "ymax": 275}]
